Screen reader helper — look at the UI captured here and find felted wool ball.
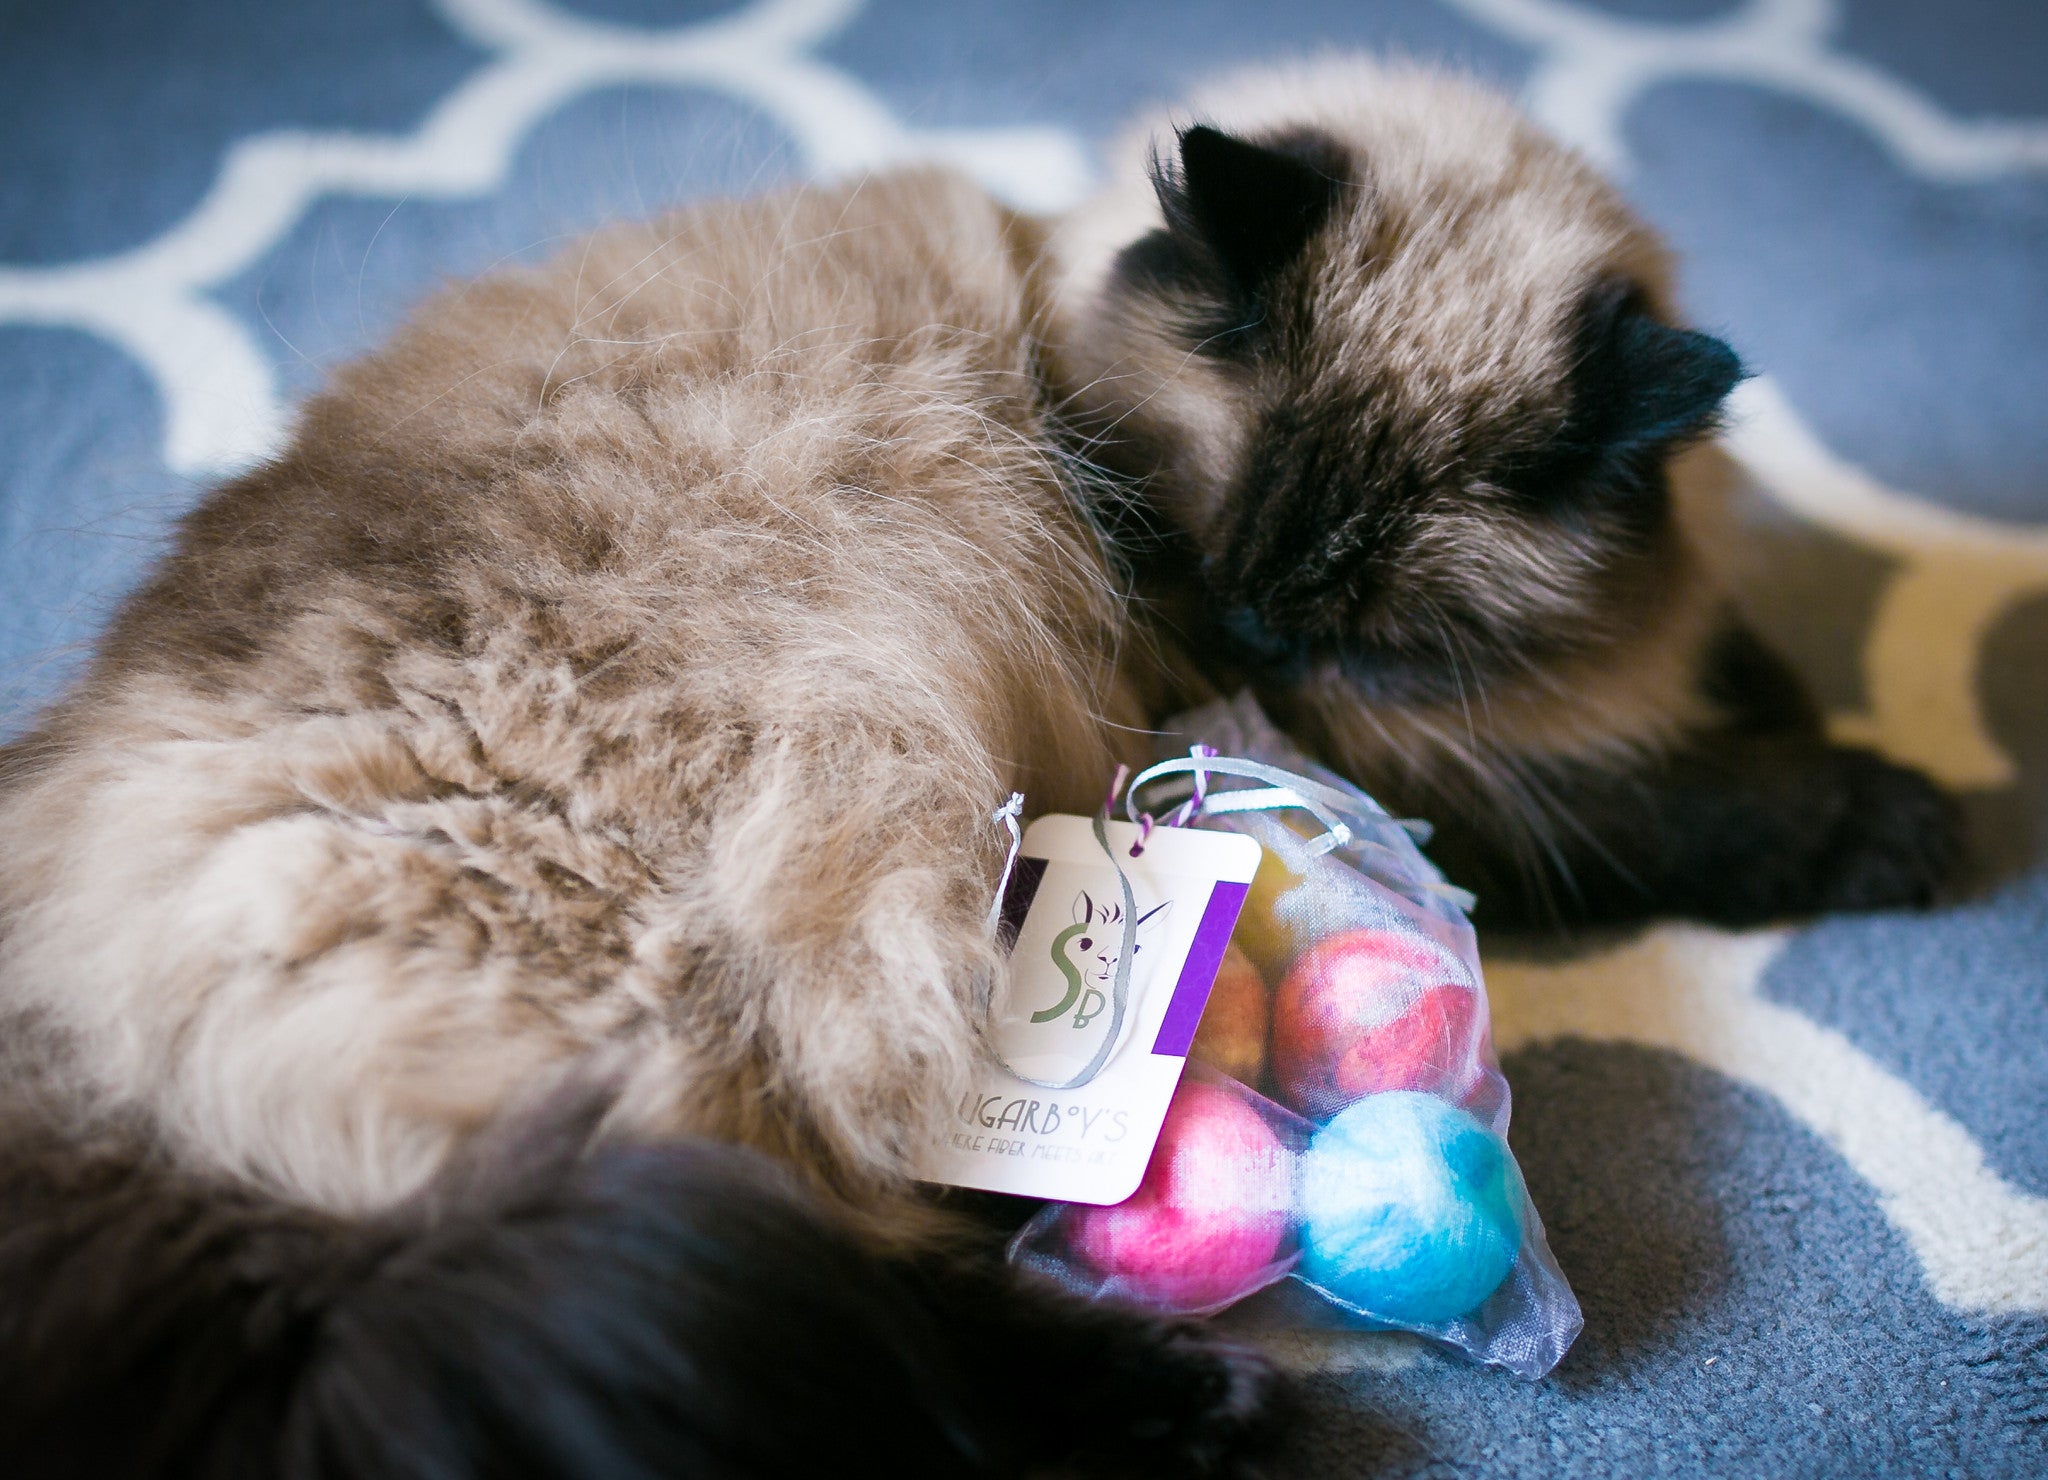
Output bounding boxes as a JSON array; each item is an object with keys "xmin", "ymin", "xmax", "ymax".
[
  {"xmin": 1188, "ymin": 942, "xmax": 1270, "ymax": 1085},
  {"xmin": 1298, "ymin": 1092, "xmax": 1522, "ymax": 1326},
  {"xmin": 1070, "ymin": 1079, "xmax": 1292, "ymax": 1310},
  {"xmin": 1272, "ymin": 927, "xmax": 1480, "ymax": 1118},
  {"xmin": 1230, "ymin": 843, "xmax": 1310, "ymax": 979}
]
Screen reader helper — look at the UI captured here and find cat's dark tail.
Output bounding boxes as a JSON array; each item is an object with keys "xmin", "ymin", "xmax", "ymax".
[{"xmin": 0, "ymin": 1088, "xmax": 1285, "ymax": 1480}]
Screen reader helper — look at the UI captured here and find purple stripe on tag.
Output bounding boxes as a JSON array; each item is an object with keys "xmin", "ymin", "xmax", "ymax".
[
  {"xmin": 1152, "ymin": 880, "xmax": 1250, "ymax": 1057},
  {"xmin": 998, "ymin": 856, "xmax": 1047, "ymax": 954}
]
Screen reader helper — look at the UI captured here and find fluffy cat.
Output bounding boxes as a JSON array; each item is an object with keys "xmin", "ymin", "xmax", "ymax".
[{"xmin": 0, "ymin": 54, "xmax": 1956, "ymax": 1477}]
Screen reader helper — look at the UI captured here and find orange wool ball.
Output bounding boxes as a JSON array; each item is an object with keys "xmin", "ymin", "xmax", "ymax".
[{"xmin": 1188, "ymin": 942, "xmax": 1270, "ymax": 1085}]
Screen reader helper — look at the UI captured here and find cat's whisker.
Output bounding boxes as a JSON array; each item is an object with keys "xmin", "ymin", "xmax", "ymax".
[{"xmin": 1415, "ymin": 594, "xmax": 1481, "ymax": 753}]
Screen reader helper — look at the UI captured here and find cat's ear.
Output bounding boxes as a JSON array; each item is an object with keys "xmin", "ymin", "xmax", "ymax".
[
  {"xmin": 1134, "ymin": 899, "xmax": 1173, "ymax": 938},
  {"xmin": 1155, "ymin": 125, "xmax": 1350, "ymax": 297},
  {"xmin": 1073, "ymin": 892, "xmax": 1095, "ymax": 927},
  {"xmin": 1574, "ymin": 284, "xmax": 1746, "ymax": 453}
]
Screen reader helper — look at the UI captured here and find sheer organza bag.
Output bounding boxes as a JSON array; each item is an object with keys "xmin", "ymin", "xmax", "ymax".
[{"xmin": 1009, "ymin": 694, "xmax": 1581, "ymax": 1378}]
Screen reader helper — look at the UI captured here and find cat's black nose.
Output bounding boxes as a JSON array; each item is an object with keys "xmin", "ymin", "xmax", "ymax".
[{"xmin": 1217, "ymin": 605, "xmax": 1313, "ymax": 677}]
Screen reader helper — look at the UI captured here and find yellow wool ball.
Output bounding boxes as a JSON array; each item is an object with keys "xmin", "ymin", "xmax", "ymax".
[{"xmin": 1231, "ymin": 843, "xmax": 1310, "ymax": 979}]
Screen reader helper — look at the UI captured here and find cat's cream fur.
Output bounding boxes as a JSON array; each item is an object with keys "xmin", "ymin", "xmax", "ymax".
[{"xmin": 0, "ymin": 168, "xmax": 1156, "ymax": 1215}]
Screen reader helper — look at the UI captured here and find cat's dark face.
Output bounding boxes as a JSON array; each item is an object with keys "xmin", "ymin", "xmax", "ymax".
[{"xmin": 1075, "ymin": 117, "xmax": 1744, "ymax": 706}]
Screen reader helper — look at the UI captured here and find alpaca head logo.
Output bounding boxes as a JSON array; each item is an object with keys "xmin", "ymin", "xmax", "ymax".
[{"xmin": 1031, "ymin": 891, "xmax": 1172, "ymax": 1030}]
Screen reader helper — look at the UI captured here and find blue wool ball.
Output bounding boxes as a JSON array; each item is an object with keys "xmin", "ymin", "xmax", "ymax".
[{"xmin": 1298, "ymin": 1092, "xmax": 1524, "ymax": 1325}]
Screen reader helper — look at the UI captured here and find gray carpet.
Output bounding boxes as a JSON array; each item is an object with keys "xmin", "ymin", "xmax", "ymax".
[{"xmin": 3, "ymin": 1, "xmax": 2044, "ymax": 1473}]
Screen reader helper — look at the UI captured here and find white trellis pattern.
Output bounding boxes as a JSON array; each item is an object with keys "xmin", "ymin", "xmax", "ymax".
[{"xmin": 0, "ymin": 0, "xmax": 1089, "ymax": 479}]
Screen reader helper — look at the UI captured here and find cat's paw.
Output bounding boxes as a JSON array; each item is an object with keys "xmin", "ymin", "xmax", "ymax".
[
  {"xmin": 1476, "ymin": 734, "xmax": 1969, "ymax": 929},
  {"xmin": 1804, "ymin": 747, "xmax": 1963, "ymax": 913},
  {"xmin": 1085, "ymin": 1322, "xmax": 1290, "ymax": 1477}
]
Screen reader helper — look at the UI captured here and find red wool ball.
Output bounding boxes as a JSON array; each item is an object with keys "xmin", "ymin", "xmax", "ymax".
[
  {"xmin": 1070, "ymin": 1080, "xmax": 1291, "ymax": 1310},
  {"xmin": 1272, "ymin": 927, "xmax": 1481, "ymax": 1118}
]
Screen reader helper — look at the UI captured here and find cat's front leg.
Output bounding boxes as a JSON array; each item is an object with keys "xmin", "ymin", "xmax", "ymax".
[
  {"xmin": 1424, "ymin": 727, "xmax": 1963, "ymax": 932},
  {"xmin": 1337, "ymin": 616, "xmax": 1958, "ymax": 931}
]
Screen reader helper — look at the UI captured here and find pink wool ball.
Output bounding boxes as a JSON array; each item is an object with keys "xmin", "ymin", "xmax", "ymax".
[
  {"xmin": 1070, "ymin": 1080, "xmax": 1291, "ymax": 1311},
  {"xmin": 1272, "ymin": 927, "xmax": 1482, "ymax": 1118}
]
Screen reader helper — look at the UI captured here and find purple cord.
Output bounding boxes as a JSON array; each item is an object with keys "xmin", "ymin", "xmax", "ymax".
[{"xmin": 1171, "ymin": 744, "xmax": 1218, "ymax": 829}]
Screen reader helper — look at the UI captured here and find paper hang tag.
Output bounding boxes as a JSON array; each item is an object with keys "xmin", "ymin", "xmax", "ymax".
[{"xmin": 918, "ymin": 815, "xmax": 1261, "ymax": 1205}]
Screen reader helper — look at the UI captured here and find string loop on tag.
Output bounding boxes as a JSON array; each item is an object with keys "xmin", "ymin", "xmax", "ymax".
[
  {"xmin": 1125, "ymin": 753, "xmax": 1475, "ymax": 914},
  {"xmin": 1100, "ymin": 764, "xmax": 1129, "ymax": 819},
  {"xmin": 985, "ymin": 792, "xmax": 1025, "ymax": 937},
  {"xmin": 1169, "ymin": 743, "xmax": 1217, "ymax": 829},
  {"xmin": 1127, "ymin": 754, "xmax": 1367, "ymax": 856}
]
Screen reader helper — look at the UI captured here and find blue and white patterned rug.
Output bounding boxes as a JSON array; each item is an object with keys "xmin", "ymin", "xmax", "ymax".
[{"xmin": 3, "ymin": 2, "xmax": 2044, "ymax": 1473}]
